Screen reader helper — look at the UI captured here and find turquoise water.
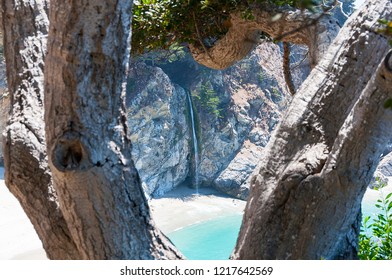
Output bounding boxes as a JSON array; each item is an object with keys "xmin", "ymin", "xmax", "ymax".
[
  {"xmin": 166, "ymin": 189, "xmax": 385, "ymax": 260},
  {"xmin": 167, "ymin": 214, "xmax": 243, "ymax": 260}
]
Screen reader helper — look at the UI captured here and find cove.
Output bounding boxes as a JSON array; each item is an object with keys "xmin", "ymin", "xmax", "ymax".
[
  {"xmin": 166, "ymin": 187, "xmax": 386, "ymax": 260},
  {"xmin": 168, "ymin": 214, "xmax": 243, "ymax": 260}
]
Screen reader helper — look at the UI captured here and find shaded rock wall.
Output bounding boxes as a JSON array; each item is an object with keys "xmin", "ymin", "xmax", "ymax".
[
  {"xmin": 127, "ymin": 38, "xmax": 392, "ymax": 199},
  {"xmin": 126, "ymin": 63, "xmax": 190, "ymax": 197},
  {"xmin": 192, "ymin": 43, "xmax": 292, "ymax": 198},
  {"xmin": 127, "ymin": 42, "xmax": 294, "ymax": 197}
]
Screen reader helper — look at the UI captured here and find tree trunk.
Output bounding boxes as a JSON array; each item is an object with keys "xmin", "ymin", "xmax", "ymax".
[
  {"xmin": 44, "ymin": 0, "xmax": 183, "ymax": 259},
  {"xmin": 1, "ymin": 0, "xmax": 80, "ymax": 259},
  {"xmin": 233, "ymin": 0, "xmax": 392, "ymax": 260},
  {"xmin": 189, "ymin": 7, "xmax": 340, "ymax": 69}
]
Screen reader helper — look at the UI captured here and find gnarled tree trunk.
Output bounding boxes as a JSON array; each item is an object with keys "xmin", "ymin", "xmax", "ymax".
[
  {"xmin": 44, "ymin": 0, "xmax": 183, "ymax": 259},
  {"xmin": 2, "ymin": 0, "xmax": 390, "ymax": 261},
  {"xmin": 232, "ymin": 0, "xmax": 392, "ymax": 259},
  {"xmin": 1, "ymin": 0, "xmax": 80, "ymax": 259},
  {"xmin": 189, "ymin": 7, "xmax": 340, "ymax": 69}
]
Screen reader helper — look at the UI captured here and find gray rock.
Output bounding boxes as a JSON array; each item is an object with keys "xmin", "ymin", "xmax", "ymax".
[
  {"xmin": 127, "ymin": 62, "xmax": 190, "ymax": 196},
  {"xmin": 125, "ymin": 42, "xmax": 305, "ymax": 198},
  {"xmin": 195, "ymin": 42, "xmax": 292, "ymax": 189},
  {"xmin": 369, "ymin": 171, "xmax": 389, "ymax": 189},
  {"xmin": 214, "ymin": 141, "xmax": 263, "ymax": 200},
  {"xmin": 378, "ymin": 152, "xmax": 392, "ymax": 177}
]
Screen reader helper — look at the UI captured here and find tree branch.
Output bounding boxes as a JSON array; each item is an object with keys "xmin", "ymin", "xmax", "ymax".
[
  {"xmin": 189, "ymin": 8, "xmax": 340, "ymax": 70},
  {"xmin": 283, "ymin": 42, "xmax": 296, "ymax": 95},
  {"xmin": 192, "ymin": 11, "xmax": 215, "ymax": 65}
]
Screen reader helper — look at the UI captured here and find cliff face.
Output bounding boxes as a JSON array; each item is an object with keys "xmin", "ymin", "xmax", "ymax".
[
  {"xmin": 193, "ymin": 43, "xmax": 291, "ymax": 199},
  {"xmin": 125, "ymin": 5, "xmax": 387, "ymax": 199},
  {"xmin": 126, "ymin": 63, "xmax": 190, "ymax": 197},
  {"xmin": 126, "ymin": 42, "xmax": 294, "ymax": 197}
]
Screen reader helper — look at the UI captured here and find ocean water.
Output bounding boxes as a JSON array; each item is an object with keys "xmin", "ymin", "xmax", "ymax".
[
  {"xmin": 167, "ymin": 187, "xmax": 389, "ymax": 260},
  {"xmin": 168, "ymin": 214, "xmax": 243, "ymax": 260}
]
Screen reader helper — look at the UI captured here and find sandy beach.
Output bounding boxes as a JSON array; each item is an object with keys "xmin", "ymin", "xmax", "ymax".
[
  {"xmin": 0, "ymin": 168, "xmax": 47, "ymax": 260},
  {"xmin": 150, "ymin": 185, "xmax": 246, "ymax": 234},
  {"xmin": 0, "ymin": 167, "xmax": 245, "ymax": 260},
  {"xmin": 0, "ymin": 164, "xmax": 390, "ymax": 260}
]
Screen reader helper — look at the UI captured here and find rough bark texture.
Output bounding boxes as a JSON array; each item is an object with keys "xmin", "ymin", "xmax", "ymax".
[
  {"xmin": 283, "ymin": 42, "xmax": 296, "ymax": 95},
  {"xmin": 189, "ymin": 7, "xmax": 340, "ymax": 69},
  {"xmin": 44, "ymin": 0, "xmax": 183, "ymax": 259},
  {"xmin": 232, "ymin": 0, "xmax": 392, "ymax": 260},
  {"xmin": 1, "ymin": 0, "xmax": 80, "ymax": 259}
]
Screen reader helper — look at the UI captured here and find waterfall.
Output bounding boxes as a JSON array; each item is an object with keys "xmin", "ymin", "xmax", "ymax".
[{"xmin": 186, "ymin": 90, "xmax": 199, "ymax": 194}]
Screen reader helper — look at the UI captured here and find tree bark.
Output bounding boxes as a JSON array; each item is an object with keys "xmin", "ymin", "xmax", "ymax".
[
  {"xmin": 233, "ymin": 0, "xmax": 392, "ymax": 259},
  {"xmin": 283, "ymin": 42, "xmax": 296, "ymax": 95},
  {"xmin": 44, "ymin": 0, "xmax": 183, "ymax": 259},
  {"xmin": 189, "ymin": 7, "xmax": 340, "ymax": 69},
  {"xmin": 1, "ymin": 0, "xmax": 80, "ymax": 259}
]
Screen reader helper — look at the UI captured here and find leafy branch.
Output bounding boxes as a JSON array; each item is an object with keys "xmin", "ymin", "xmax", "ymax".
[
  {"xmin": 359, "ymin": 178, "xmax": 392, "ymax": 260},
  {"xmin": 131, "ymin": 0, "xmax": 323, "ymax": 55}
]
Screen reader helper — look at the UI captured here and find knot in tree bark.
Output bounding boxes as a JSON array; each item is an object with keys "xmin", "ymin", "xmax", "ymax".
[{"xmin": 51, "ymin": 130, "xmax": 91, "ymax": 172}]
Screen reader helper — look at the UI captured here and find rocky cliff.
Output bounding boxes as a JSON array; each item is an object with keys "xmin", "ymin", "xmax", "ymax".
[
  {"xmin": 123, "ymin": 3, "xmax": 379, "ymax": 199},
  {"xmin": 191, "ymin": 43, "xmax": 292, "ymax": 199},
  {"xmin": 126, "ymin": 63, "xmax": 190, "ymax": 197},
  {"xmin": 126, "ymin": 42, "xmax": 294, "ymax": 198},
  {"xmin": 0, "ymin": 1, "xmax": 389, "ymax": 198}
]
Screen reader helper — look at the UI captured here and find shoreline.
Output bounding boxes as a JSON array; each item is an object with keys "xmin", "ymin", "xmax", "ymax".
[
  {"xmin": 149, "ymin": 185, "xmax": 246, "ymax": 234},
  {"xmin": 0, "ymin": 165, "xmax": 390, "ymax": 259},
  {"xmin": 0, "ymin": 168, "xmax": 245, "ymax": 259}
]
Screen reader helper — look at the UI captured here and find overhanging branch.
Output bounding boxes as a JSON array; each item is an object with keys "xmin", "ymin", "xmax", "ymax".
[
  {"xmin": 283, "ymin": 42, "xmax": 296, "ymax": 95},
  {"xmin": 189, "ymin": 8, "xmax": 340, "ymax": 70}
]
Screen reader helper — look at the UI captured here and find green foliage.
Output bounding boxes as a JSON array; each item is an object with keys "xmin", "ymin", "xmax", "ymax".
[
  {"xmin": 166, "ymin": 43, "xmax": 187, "ymax": 62},
  {"xmin": 272, "ymin": 87, "xmax": 282, "ymax": 100},
  {"xmin": 193, "ymin": 81, "xmax": 222, "ymax": 118},
  {"xmin": 132, "ymin": 0, "xmax": 321, "ymax": 55},
  {"xmin": 359, "ymin": 178, "xmax": 392, "ymax": 260},
  {"xmin": 258, "ymin": 70, "xmax": 265, "ymax": 83},
  {"xmin": 133, "ymin": 42, "xmax": 187, "ymax": 66}
]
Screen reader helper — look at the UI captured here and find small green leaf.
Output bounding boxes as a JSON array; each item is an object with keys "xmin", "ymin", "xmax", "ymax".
[
  {"xmin": 364, "ymin": 216, "xmax": 371, "ymax": 224},
  {"xmin": 387, "ymin": 201, "xmax": 392, "ymax": 211}
]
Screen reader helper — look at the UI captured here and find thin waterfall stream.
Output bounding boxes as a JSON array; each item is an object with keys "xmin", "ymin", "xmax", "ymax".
[{"xmin": 186, "ymin": 90, "xmax": 199, "ymax": 195}]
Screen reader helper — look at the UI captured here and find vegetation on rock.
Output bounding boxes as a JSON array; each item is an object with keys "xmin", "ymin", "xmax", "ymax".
[{"xmin": 192, "ymin": 81, "xmax": 222, "ymax": 118}]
